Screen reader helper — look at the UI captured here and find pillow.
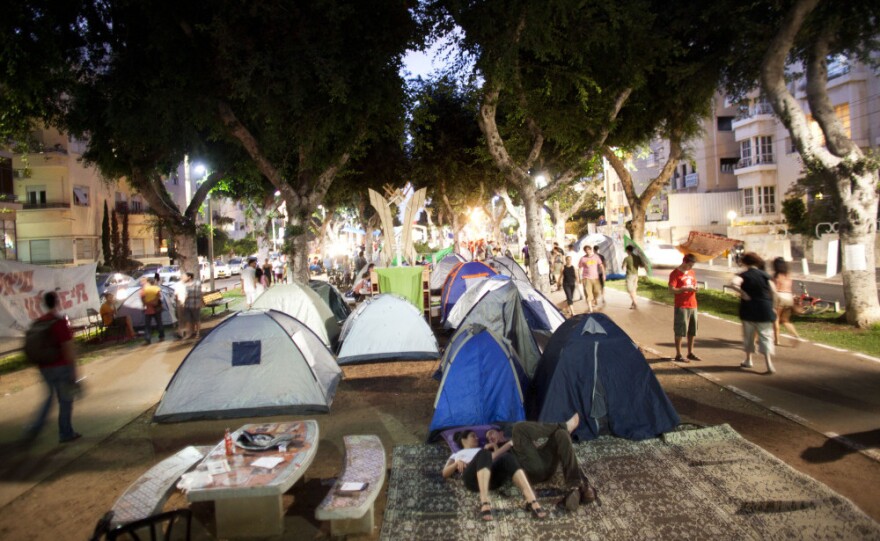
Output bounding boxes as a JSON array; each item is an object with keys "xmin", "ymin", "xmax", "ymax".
[{"xmin": 439, "ymin": 424, "xmax": 501, "ymax": 454}]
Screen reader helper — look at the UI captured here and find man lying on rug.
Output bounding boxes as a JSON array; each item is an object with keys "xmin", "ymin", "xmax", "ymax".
[
  {"xmin": 442, "ymin": 429, "xmax": 548, "ymax": 522},
  {"xmin": 485, "ymin": 413, "xmax": 598, "ymax": 512}
]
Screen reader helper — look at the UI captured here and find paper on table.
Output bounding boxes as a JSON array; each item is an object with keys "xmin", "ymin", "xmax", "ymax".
[
  {"xmin": 251, "ymin": 456, "xmax": 285, "ymax": 469},
  {"xmin": 339, "ymin": 481, "xmax": 367, "ymax": 492},
  {"xmin": 206, "ymin": 460, "xmax": 231, "ymax": 475}
]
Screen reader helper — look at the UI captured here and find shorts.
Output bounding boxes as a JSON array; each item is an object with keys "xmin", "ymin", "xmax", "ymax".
[
  {"xmin": 582, "ymin": 278, "xmax": 602, "ymax": 304},
  {"xmin": 183, "ymin": 307, "xmax": 200, "ymax": 324},
  {"xmin": 742, "ymin": 320, "xmax": 774, "ymax": 355},
  {"xmin": 626, "ymin": 274, "xmax": 638, "ymax": 293},
  {"xmin": 674, "ymin": 307, "xmax": 698, "ymax": 337}
]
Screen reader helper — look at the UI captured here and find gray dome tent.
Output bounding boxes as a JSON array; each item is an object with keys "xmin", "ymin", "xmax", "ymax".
[
  {"xmin": 429, "ymin": 253, "xmax": 467, "ymax": 292},
  {"xmin": 252, "ymin": 283, "xmax": 340, "ymax": 348},
  {"xmin": 308, "ymin": 280, "xmax": 352, "ymax": 323},
  {"xmin": 337, "ymin": 294, "xmax": 439, "ymax": 365},
  {"xmin": 154, "ymin": 310, "xmax": 342, "ymax": 423},
  {"xmin": 115, "ymin": 284, "xmax": 177, "ymax": 328},
  {"xmin": 486, "ymin": 256, "xmax": 530, "ymax": 283}
]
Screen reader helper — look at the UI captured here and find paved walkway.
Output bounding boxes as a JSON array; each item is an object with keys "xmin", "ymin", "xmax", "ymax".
[{"xmin": 548, "ymin": 285, "xmax": 880, "ymax": 462}]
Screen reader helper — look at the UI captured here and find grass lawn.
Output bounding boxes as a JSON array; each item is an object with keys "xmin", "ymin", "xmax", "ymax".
[{"xmin": 607, "ymin": 277, "xmax": 880, "ymax": 357}]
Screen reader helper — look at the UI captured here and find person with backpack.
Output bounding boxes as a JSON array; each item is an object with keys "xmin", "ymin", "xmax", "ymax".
[{"xmin": 23, "ymin": 291, "xmax": 81, "ymax": 444}]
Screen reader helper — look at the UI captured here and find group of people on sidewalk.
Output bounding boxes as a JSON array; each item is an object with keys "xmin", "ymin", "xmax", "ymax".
[
  {"xmin": 241, "ymin": 257, "xmax": 286, "ymax": 308},
  {"xmin": 557, "ymin": 243, "xmax": 645, "ymax": 317},
  {"xmin": 668, "ymin": 251, "xmax": 799, "ymax": 376}
]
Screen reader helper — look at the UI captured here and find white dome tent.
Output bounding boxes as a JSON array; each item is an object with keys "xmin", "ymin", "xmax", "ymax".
[
  {"xmin": 154, "ymin": 310, "xmax": 342, "ymax": 423},
  {"xmin": 252, "ymin": 283, "xmax": 340, "ymax": 348}
]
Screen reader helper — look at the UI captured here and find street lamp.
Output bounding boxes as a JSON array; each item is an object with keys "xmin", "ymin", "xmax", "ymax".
[
  {"xmin": 194, "ymin": 164, "xmax": 215, "ymax": 290},
  {"xmin": 727, "ymin": 210, "xmax": 737, "ymax": 227}
]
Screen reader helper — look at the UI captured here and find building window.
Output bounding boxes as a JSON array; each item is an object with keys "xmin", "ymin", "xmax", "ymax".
[
  {"xmin": 758, "ymin": 186, "xmax": 776, "ymax": 214},
  {"xmin": 743, "ymin": 188, "xmax": 754, "ymax": 215},
  {"xmin": 130, "ymin": 196, "xmax": 144, "ymax": 213},
  {"xmin": 73, "ymin": 185, "xmax": 90, "ymax": 206},
  {"xmin": 76, "ymin": 238, "xmax": 94, "ymax": 259},
  {"xmin": 27, "ymin": 186, "xmax": 47, "ymax": 206},
  {"xmin": 30, "ymin": 239, "xmax": 50, "ymax": 263},
  {"xmin": 834, "ymin": 103, "xmax": 851, "ymax": 138},
  {"xmin": 130, "ymin": 238, "xmax": 145, "ymax": 257},
  {"xmin": 720, "ymin": 158, "xmax": 738, "ymax": 174},
  {"xmin": 788, "ymin": 138, "xmax": 797, "ymax": 154},
  {"xmin": 739, "ymin": 140, "xmax": 752, "ymax": 167},
  {"xmin": 717, "ymin": 116, "xmax": 734, "ymax": 131},
  {"xmin": 756, "ymin": 136, "xmax": 774, "ymax": 164}
]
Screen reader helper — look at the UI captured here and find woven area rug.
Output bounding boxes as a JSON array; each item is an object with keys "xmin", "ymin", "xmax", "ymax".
[{"xmin": 380, "ymin": 424, "xmax": 880, "ymax": 540}]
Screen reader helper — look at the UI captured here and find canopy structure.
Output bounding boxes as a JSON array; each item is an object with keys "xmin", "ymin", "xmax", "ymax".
[
  {"xmin": 429, "ymin": 326, "xmax": 527, "ymax": 441},
  {"xmin": 154, "ymin": 310, "xmax": 341, "ymax": 423},
  {"xmin": 308, "ymin": 280, "xmax": 352, "ymax": 323},
  {"xmin": 528, "ymin": 313, "xmax": 680, "ymax": 441},
  {"xmin": 116, "ymin": 284, "xmax": 177, "ymax": 328},
  {"xmin": 678, "ymin": 230, "xmax": 743, "ymax": 262},
  {"xmin": 252, "ymin": 283, "xmax": 340, "ymax": 348},
  {"xmin": 337, "ymin": 294, "xmax": 439, "ymax": 365}
]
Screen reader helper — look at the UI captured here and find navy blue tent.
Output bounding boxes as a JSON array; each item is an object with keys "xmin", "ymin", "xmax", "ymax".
[
  {"xmin": 429, "ymin": 326, "xmax": 527, "ymax": 441},
  {"xmin": 528, "ymin": 313, "xmax": 680, "ymax": 441}
]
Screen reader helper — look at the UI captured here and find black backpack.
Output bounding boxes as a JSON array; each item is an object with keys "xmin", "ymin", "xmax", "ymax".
[{"xmin": 24, "ymin": 317, "xmax": 61, "ymax": 365}]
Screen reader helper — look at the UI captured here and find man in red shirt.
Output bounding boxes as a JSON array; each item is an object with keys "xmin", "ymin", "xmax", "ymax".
[
  {"xmin": 24, "ymin": 291, "xmax": 81, "ymax": 443},
  {"xmin": 668, "ymin": 253, "xmax": 701, "ymax": 363}
]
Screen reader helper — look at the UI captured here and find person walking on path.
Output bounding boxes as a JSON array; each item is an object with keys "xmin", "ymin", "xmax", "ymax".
[
  {"xmin": 622, "ymin": 245, "xmax": 642, "ymax": 309},
  {"xmin": 561, "ymin": 256, "xmax": 577, "ymax": 316},
  {"xmin": 594, "ymin": 245, "xmax": 607, "ymax": 294},
  {"xmin": 772, "ymin": 257, "xmax": 801, "ymax": 347},
  {"xmin": 578, "ymin": 245, "xmax": 605, "ymax": 312},
  {"xmin": 485, "ymin": 413, "xmax": 597, "ymax": 512},
  {"xmin": 668, "ymin": 253, "xmax": 701, "ymax": 362},
  {"xmin": 140, "ymin": 277, "xmax": 164, "ymax": 345},
  {"xmin": 729, "ymin": 252, "xmax": 778, "ymax": 375},
  {"xmin": 24, "ymin": 291, "xmax": 81, "ymax": 444},
  {"xmin": 262, "ymin": 258, "xmax": 274, "ymax": 288},
  {"xmin": 241, "ymin": 258, "xmax": 258, "ymax": 308}
]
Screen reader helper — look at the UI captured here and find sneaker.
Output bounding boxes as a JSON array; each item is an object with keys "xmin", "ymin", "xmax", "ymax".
[
  {"xmin": 740, "ymin": 360, "xmax": 753, "ymax": 368},
  {"xmin": 60, "ymin": 433, "xmax": 82, "ymax": 444}
]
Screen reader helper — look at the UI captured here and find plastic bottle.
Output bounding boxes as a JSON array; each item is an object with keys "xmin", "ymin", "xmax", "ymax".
[{"xmin": 224, "ymin": 428, "xmax": 234, "ymax": 456}]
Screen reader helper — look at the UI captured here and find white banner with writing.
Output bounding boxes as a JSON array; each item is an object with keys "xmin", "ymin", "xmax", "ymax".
[{"xmin": 0, "ymin": 260, "xmax": 100, "ymax": 337}]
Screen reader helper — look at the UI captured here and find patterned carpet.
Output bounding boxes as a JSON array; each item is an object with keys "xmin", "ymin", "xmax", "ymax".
[{"xmin": 380, "ymin": 425, "xmax": 880, "ymax": 540}]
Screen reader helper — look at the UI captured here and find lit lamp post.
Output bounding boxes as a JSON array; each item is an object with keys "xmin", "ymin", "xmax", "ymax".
[
  {"xmin": 727, "ymin": 210, "xmax": 737, "ymax": 227},
  {"xmin": 194, "ymin": 164, "xmax": 215, "ymax": 291}
]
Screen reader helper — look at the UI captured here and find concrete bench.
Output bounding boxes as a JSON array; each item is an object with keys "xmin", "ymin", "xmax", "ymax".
[
  {"xmin": 316, "ymin": 435, "xmax": 386, "ymax": 538},
  {"xmin": 109, "ymin": 445, "xmax": 211, "ymax": 527},
  {"xmin": 201, "ymin": 289, "xmax": 230, "ymax": 316}
]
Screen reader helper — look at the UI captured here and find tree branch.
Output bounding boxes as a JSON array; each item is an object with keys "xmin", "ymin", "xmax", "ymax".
[{"xmin": 805, "ymin": 27, "xmax": 856, "ymax": 157}]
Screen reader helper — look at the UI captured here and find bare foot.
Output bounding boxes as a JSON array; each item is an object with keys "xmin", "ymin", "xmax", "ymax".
[{"xmin": 566, "ymin": 413, "xmax": 580, "ymax": 433}]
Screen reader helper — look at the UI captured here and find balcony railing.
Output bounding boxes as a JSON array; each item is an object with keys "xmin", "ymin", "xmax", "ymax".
[
  {"xmin": 22, "ymin": 201, "xmax": 71, "ymax": 210},
  {"xmin": 734, "ymin": 102, "xmax": 774, "ymax": 120},
  {"xmin": 28, "ymin": 258, "xmax": 75, "ymax": 265},
  {"xmin": 115, "ymin": 202, "xmax": 148, "ymax": 215},
  {"xmin": 735, "ymin": 154, "xmax": 775, "ymax": 169}
]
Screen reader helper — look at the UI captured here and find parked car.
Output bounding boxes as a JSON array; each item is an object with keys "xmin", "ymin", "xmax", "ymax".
[
  {"xmin": 227, "ymin": 257, "xmax": 243, "ymax": 276},
  {"xmin": 157, "ymin": 265, "xmax": 181, "ymax": 283},
  {"xmin": 213, "ymin": 260, "xmax": 230, "ymax": 278},
  {"xmin": 643, "ymin": 242, "xmax": 685, "ymax": 268},
  {"xmin": 96, "ymin": 272, "xmax": 135, "ymax": 298}
]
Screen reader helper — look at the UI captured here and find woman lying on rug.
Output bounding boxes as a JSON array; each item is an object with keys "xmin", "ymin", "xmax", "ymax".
[{"xmin": 442, "ymin": 429, "xmax": 548, "ymax": 521}]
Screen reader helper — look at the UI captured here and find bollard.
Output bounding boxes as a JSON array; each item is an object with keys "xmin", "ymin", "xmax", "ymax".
[
  {"xmin": 801, "ymin": 259, "xmax": 810, "ymax": 276},
  {"xmin": 728, "ymin": 254, "xmax": 733, "ymax": 268}
]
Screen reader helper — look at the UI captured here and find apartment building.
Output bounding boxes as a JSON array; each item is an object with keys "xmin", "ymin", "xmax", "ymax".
[
  {"xmin": 604, "ymin": 56, "xmax": 879, "ymax": 245},
  {"xmin": 8, "ymin": 126, "xmax": 168, "ymax": 266}
]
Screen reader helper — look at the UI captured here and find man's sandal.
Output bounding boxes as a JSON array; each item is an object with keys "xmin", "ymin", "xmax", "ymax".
[
  {"xmin": 480, "ymin": 501, "xmax": 493, "ymax": 521},
  {"xmin": 525, "ymin": 500, "xmax": 547, "ymax": 519}
]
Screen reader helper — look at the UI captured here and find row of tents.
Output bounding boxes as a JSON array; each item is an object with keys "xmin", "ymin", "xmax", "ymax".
[{"xmin": 154, "ymin": 282, "xmax": 440, "ymax": 423}]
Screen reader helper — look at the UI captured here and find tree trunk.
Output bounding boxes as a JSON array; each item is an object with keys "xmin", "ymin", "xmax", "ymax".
[
  {"xmin": 520, "ymin": 183, "xmax": 550, "ymax": 292},
  {"xmin": 760, "ymin": 0, "xmax": 880, "ymax": 327},
  {"xmin": 173, "ymin": 234, "xmax": 199, "ymax": 278},
  {"xmin": 286, "ymin": 213, "xmax": 311, "ymax": 284},
  {"xmin": 549, "ymin": 200, "xmax": 566, "ymax": 246}
]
